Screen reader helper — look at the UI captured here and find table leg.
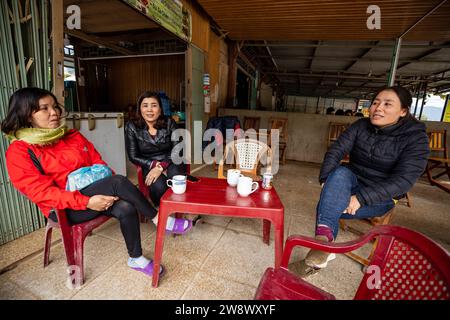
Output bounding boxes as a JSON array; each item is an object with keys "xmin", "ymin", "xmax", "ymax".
[
  {"xmin": 152, "ymin": 211, "xmax": 169, "ymax": 287},
  {"xmin": 274, "ymin": 218, "xmax": 284, "ymax": 268},
  {"xmin": 263, "ymin": 219, "xmax": 271, "ymax": 245}
]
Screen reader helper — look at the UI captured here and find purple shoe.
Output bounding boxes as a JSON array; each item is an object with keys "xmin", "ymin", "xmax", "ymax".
[
  {"xmin": 131, "ymin": 260, "xmax": 165, "ymax": 277},
  {"xmin": 166, "ymin": 218, "xmax": 193, "ymax": 235}
]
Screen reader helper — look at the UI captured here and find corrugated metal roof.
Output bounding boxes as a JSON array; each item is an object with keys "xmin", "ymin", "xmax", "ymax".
[
  {"xmin": 197, "ymin": 0, "xmax": 450, "ymax": 97},
  {"xmin": 197, "ymin": 0, "xmax": 450, "ymax": 41}
]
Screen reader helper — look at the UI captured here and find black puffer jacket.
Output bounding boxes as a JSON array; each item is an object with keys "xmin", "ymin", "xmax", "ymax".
[
  {"xmin": 319, "ymin": 116, "xmax": 430, "ymax": 206},
  {"xmin": 125, "ymin": 118, "xmax": 178, "ymax": 169}
]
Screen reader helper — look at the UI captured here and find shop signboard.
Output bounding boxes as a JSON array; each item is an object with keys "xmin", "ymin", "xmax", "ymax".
[
  {"xmin": 443, "ymin": 95, "xmax": 450, "ymax": 122},
  {"xmin": 123, "ymin": 0, "xmax": 191, "ymax": 42}
]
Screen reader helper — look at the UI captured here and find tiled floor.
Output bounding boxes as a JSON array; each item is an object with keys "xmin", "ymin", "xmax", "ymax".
[{"xmin": 1, "ymin": 161, "xmax": 449, "ymax": 300}]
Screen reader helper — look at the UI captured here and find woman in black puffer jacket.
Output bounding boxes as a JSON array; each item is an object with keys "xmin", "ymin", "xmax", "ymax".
[
  {"xmin": 125, "ymin": 91, "xmax": 192, "ymax": 234},
  {"xmin": 305, "ymin": 86, "xmax": 430, "ymax": 270}
]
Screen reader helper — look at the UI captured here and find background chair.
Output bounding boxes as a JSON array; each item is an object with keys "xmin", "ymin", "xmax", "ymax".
[
  {"xmin": 43, "ymin": 209, "xmax": 111, "ymax": 287},
  {"xmin": 243, "ymin": 116, "xmax": 261, "ymax": 131},
  {"xmin": 327, "ymin": 122, "xmax": 350, "ymax": 163},
  {"xmin": 425, "ymin": 130, "xmax": 450, "ymax": 193},
  {"xmin": 268, "ymin": 118, "xmax": 288, "ymax": 165},
  {"xmin": 218, "ymin": 138, "xmax": 272, "ymax": 180},
  {"xmin": 255, "ymin": 225, "xmax": 450, "ymax": 300},
  {"xmin": 327, "ymin": 122, "xmax": 350, "ymax": 149}
]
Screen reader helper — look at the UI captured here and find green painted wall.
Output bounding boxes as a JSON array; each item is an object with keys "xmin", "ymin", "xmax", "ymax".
[{"xmin": 0, "ymin": 0, "xmax": 49, "ymax": 244}]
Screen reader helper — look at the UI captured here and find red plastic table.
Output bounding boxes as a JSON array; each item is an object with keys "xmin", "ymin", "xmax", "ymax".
[{"xmin": 152, "ymin": 177, "xmax": 285, "ymax": 287}]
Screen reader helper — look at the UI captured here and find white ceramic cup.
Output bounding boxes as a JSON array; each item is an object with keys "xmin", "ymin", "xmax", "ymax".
[
  {"xmin": 227, "ymin": 169, "xmax": 243, "ymax": 187},
  {"xmin": 166, "ymin": 175, "xmax": 187, "ymax": 194},
  {"xmin": 237, "ymin": 176, "xmax": 259, "ymax": 197}
]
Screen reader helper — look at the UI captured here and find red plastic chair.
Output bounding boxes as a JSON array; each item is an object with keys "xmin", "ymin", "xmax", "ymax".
[
  {"xmin": 43, "ymin": 209, "xmax": 111, "ymax": 287},
  {"xmin": 255, "ymin": 225, "xmax": 450, "ymax": 300},
  {"xmin": 135, "ymin": 164, "xmax": 190, "ymax": 223}
]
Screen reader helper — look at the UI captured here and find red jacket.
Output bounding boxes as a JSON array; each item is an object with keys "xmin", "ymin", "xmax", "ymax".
[{"xmin": 6, "ymin": 130, "xmax": 108, "ymax": 217}]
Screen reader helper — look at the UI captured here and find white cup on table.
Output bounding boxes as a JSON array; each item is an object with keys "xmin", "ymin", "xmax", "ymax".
[
  {"xmin": 237, "ymin": 176, "xmax": 259, "ymax": 197},
  {"xmin": 166, "ymin": 175, "xmax": 187, "ymax": 194},
  {"xmin": 227, "ymin": 169, "xmax": 243, "ymax": 187}
]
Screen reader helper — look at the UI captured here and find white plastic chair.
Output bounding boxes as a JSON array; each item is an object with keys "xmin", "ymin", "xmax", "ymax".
[{"xmin": 218, "ymin": 138, "xmax": 272, "ymax": 179}]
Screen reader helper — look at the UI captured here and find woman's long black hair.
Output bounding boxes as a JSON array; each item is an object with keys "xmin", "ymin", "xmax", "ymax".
[
  {"xmin": 133, "ymin": 91, "xmax": 168, "ymax": 130},
  {"xmin": 1, "ymin": 87, "xmax": 60, "ymax": 135}
]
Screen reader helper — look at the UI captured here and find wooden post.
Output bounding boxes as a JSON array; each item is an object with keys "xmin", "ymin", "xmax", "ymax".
[
  {"xmin": 73, "ymin": 39, "xmax": 85, "ymax": 112},
  {"xmin": 185, "ymin": 46, "xmax": 193, "ymax": 163},
  {"xmin": 51, "ymin": 0, "xmax": 64, "ymax": 105},
  {"xmin": 256, "ymin": 74, "xmax": 262, "ymax": 109},
  {"xmin": 226, "ymin": 42, "xmax": 239, "ymax": 107}
]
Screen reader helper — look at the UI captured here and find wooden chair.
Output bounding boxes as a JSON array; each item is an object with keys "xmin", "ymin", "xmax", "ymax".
[
  {"xmin": 397, "ymin": 193, "xmax": 413, "ymax": 208},
  {"xmin": 218, "ymin": 138, "xmax": 272, "ymax": 180},
  {"xmin": 268, "ymin": 118, "xmax": 288, "ymax": 165},
  {"xmin": 327, "ymin": 122, "xmax": 350, "ymax": 163},
  {"xmin": 255, "ymin": 225, "xmax": 450, "ymax": 300},
  {"xmin": 425, "ymin": 130, "xmax": 450, "ymax": 193},
  {"xmin": 339, "ymin": 207, "xmax": 395, "ymax": 266},
  {"xmin": 327, "ymin": 122, "xmax": 350, "ymax": 149},
  {"xmin": 243, "ymin": 116, "xmax": 261, "ymax": 131},
  {"xmin": 43, "ymin": 209, "xmax": 111, "ymax": 287}
]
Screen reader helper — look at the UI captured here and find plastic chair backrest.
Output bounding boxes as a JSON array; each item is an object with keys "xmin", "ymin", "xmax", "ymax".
[
  {"xmin": 354, "ymin": 226, "xmax": 450, "ymax": 300},
  {"xmin": 275, "ymin": 225, "xmax": 450, "ymax": 300},
  {"xmin": 218, "ymin": 138, "xmax": 272, "ymax": 178}
]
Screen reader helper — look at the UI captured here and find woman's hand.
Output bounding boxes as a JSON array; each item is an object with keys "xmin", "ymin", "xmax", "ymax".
[
  {"xmin": 87, "ymin": 195, "xmax": 119, "ymax": 211},
  {"xmin": 145, "ymin": 166, "xmax": 163, "ymax": 186},
  {"xmin": 343, "ymin": 195, "xmax": 361, "ymax": 215}
]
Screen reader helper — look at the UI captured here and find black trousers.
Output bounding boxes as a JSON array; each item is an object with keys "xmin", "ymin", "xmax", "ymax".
[
  {"xmin": 142, "ymin": 163, "xmax": 186, "ymax": 207},
  {"xmin": 54, "ymin": 175, "xmax": 157, "ymax": 258}
]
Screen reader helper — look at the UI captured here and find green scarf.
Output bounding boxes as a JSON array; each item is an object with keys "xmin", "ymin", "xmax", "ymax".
[{"xmin": 6, "ymin": 125, "xmax": 69, "ymax": 145}]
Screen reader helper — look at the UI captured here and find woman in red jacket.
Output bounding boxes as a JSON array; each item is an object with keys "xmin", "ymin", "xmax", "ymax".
[{"xmin": 1, "ymin": 87, "xmax": 191, "ymax": 277}]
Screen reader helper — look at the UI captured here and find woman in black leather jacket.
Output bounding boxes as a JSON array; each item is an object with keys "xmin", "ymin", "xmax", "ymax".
[
  {"xmin": 125, "ymin": 91, "xmax": 192, "ymax": 234},
  {"xmin": 304, "ymin": 86, "xmax": 430, "ymax": 271}
]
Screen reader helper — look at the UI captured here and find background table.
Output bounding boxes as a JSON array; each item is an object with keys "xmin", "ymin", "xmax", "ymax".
[{"xmin": 152, "ymin": 177, "xmax": 284, "ymax": 287}]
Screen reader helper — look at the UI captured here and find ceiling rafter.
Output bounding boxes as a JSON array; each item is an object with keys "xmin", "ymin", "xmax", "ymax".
[{"xmin": 198, "ymin": 0, "xmax": 450, "ymax": 98}]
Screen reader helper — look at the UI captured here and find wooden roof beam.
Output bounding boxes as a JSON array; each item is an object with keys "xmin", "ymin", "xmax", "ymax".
[
  {"xmin": 244, "ymin": 43, "xmax": 450, "ymax": 49},
  {"xmin": 65, "ymin": 29, "xmax": 134, "ymax": 55}
]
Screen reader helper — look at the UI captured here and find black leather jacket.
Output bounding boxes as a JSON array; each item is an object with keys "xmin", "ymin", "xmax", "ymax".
[
  {"xmin": 319, "ymin": 117, "xmax": 430, "ymax": 206},
  {"xmin": 125, "ymin": 118, "xmax": 178, "ymax": 169}
]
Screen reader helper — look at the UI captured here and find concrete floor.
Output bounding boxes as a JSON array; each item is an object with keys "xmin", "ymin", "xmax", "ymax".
[{"xmin": 0, "ymin": 161, "xmax": 449, "ymax": 300}]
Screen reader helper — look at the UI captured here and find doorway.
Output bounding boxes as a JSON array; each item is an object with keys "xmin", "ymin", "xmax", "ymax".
[{"xmin": 236, "ymin": 69, "xmax": 250, "ymax": 108}]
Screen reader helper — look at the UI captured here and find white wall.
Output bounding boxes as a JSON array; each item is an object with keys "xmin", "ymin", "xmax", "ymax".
[{"xmin": 66, "ymin": 113, "xmax": 127, "ymax": 176}]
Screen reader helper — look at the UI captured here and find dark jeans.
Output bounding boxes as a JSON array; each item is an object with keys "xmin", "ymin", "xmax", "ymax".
[
  {"xmin": 316, "ymin": 166, "xmax": 395, "ymax": 239},
  {"xmin": 56, "ymin": 175, "xmax": 157, "ymax": 258},
  {"xmin": 142, "ymin": 163, "xmax": 186, "ymax": 207}
]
